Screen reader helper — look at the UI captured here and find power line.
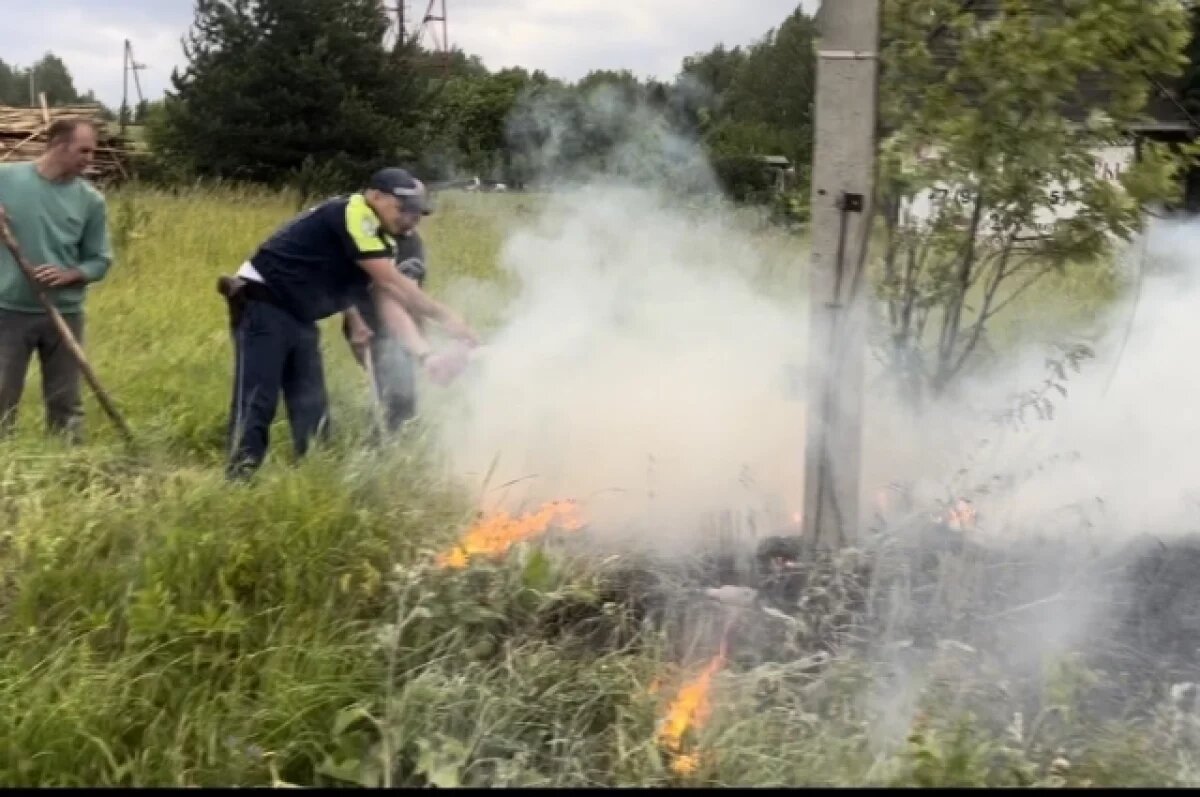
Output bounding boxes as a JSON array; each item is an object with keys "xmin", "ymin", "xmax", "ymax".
[{"xmin": 1145, "ymin": 73, "xmax": 1200, "ymax": 133}]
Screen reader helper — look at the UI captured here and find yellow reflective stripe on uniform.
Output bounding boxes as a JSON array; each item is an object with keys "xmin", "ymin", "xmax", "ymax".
[{"xmin": 345, "ymin": 193, "xmax": 392, "ymax": 256}]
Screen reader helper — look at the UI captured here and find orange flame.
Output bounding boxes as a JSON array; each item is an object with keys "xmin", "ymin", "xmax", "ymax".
[
  {"xmin": 435, "ymin": 499, "xmax": 583, "ymax": 569},
  {"xmin": 656, "ymin": 632, "xmax": 730, "ymax": 776}
]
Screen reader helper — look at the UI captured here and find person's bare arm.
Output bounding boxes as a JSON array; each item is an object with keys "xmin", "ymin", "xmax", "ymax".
[
  {"xmin": 372, "ymin": 287, "xmax": 432, "ymax": 360},
  {"xmin": 342, "ymin": 304, "xmax": 373, "ymax": 366},
  {"xmin": 358, "ymin": 256, "xmax": 479, "ymax": 345},
  {"xmin": 371, "ymin": 288, "xmax": 469, "ymax": 385}
]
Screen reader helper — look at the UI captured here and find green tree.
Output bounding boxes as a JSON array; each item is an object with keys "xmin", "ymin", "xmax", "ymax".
[
  {"xmin": 503, "ymin": 69, "xmax": 702, "ymax": 186},
  {"xmin": 30, "ymin": 53, "xmax": 80, "ymax": 106},
  {"xmin": 680, "ymin": 44, "xmax": 746, "ymax": 102},
  {"xmin": 0, "ymin": 53, "xmax": 91, "ymax": 107},
  {"xmin": 576, "ymin": 68, "xmax": 643, "ymax": 99},
  {"xmin": 416, "ymin": 67, "xmax": 542, "ymax": 181},
  {"xmin": 876, "ymin": 0, "xmax": 1194, "ymax": 403},
  {"xmin": 713, "ymin": 6, "xmax": 817, "ymax": 166},
  {"xmin": 438, "ymin": 47, "xmax": 490, "ymax": 80},
  {"xmin": 667, "ymin": 6, "xmax": 818, "ymax": 205},
  {"xmin": 151, "ymin": 0, "xmax": 428, "ymax": 185},
  {"xmin": 674, "ymin": 44, "xmax": 747, "ymax": 137},
  {"xmin": 0, "ymin": 59, "xmax": 19, "ymax": 106},
  {"xmin": 672, "ymin": 7, "xmax": 817, "ymax": 167}
]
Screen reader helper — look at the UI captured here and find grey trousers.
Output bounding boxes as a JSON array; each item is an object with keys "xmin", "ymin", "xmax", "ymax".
[
  {"xmin": 0, "ymin": 308, "xmax": 85, "ymax": 439},
  {"xmin": 368, "ymin": 335, "xmax": 417, "ymax": 432}
]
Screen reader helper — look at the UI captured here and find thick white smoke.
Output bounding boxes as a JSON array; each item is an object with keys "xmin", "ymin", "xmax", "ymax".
[
  {"xmin": 877, "ymin": 214, "xmax": 1200, "ymax": 544},
  {"xmin": 426, "ymin": 76, "xmax": 1200, "ymax": 561},
  {"xmin": 434, "ymin": 179, "xmax": 808, "ymax": 547},
  {"xmin": 417, "ymin": 77, "xmax": 1200, "ymax": 765}
]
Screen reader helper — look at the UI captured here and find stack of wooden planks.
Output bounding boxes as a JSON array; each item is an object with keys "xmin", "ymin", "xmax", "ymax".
[{"xmin": 0, "ymin": 100, "xmax": 139, "ymax": 184}]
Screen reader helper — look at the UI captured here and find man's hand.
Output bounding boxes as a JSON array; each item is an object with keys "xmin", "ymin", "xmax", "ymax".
[
  {"xmin": 0, "ymin": 205, "xmax": 21, "ymax": 251},
  {"xmin": 32, "ymin": 265, "xmax": 85, "ymax": 288},
  {"xmin": 421, "ymin": 346, "xmax": 472, "ymax": 386},
  {"xmin": 347, "ymin": 318, "xmax": 374, "ymax": 348},
  {"xmin": 439, "ymin": 313, "xmax": 481, "ymax": 347},
  {"xmin": 346, "ymin": 316, "xmax": 374, "ymax": 366}
]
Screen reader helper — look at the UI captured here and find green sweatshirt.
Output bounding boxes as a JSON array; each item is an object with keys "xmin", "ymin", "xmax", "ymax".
[{"xmin": 0, "ymin": 161, "xmax": 113, "ymax": 315}]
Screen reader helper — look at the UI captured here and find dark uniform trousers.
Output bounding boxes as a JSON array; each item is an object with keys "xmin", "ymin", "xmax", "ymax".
[{"xmin": 227, "ymin": 298, "xmax": 331, "ymax": 479}]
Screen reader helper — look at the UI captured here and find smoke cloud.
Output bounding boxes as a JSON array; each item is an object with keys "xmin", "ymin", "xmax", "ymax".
[
  {"xmin": 420, "ymin": 79, "xmax": 1200, "ymax": 758},
  {"xmin": 850, "ymin": 212, "xmax": 1200, "ymax": 754},
  {"xmin": 875, "ymin": 214, "xmax": 1200, "ymax": 545},
  {"xmin": 417, "ymin": 84, "xmax": 806, "ymax": 549},
  {"xmin": 434, "ymin": 180, "xmax": 807, "ymax": 547},
  {"xmin": 429, "ymin": 81, "xmax": 1200, "ymax": 562}
]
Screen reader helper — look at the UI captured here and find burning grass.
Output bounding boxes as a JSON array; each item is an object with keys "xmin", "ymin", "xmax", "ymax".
[
  {"xmin": 0, "ymin": 183, "xmax": 1191, "ymax": 787},
  {"xmin": 435, "ymin": 499, "xmax": 583, "ymax": 569},
  {"xmin": 5, "ymin": 448, "xmax": 1198, "ymax": 788},
  {"xmin": 655, "ymin": 629, "xmax": 729, "ymax": 777}
]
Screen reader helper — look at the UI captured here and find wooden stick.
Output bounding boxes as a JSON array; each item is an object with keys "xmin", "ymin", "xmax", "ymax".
[
  {"xmin": 0, "ymin": 128, "xmax": 44, "ymax": 163},
  {"xmin": 0, "ymin": 208, "xmax": 134, "ymax": 443},
  {"xmin": 361, "ymin": 345, "xmax": 387, "ymax": 438},
  {"xmin": 111, "ymin": 149, "xmax": 129, "ymax": 181}
]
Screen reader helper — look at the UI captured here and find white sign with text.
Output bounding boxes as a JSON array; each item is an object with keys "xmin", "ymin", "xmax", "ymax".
[{"xmin": 898, "ymin": 141, "xmax": 1137, "ymax": 239}]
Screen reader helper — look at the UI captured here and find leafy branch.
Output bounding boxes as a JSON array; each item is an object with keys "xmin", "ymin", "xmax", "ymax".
[{"xmin": 873, "ymin": 0, "xmax": 1194, "ymax": 405}]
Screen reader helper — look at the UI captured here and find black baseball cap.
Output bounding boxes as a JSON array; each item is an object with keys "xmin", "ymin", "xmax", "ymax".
[{"xmin": 367, "ymin": 167, "xmax": 432, "ymax": 215}]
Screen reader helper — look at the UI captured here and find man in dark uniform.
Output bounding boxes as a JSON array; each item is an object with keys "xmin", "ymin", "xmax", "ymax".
[
  {"xmin": 219, "ymin": 167, "xmax": 477, "ymax": 479},
  {"xmin": 342, "ymin": 215, "xmax": 429, "ymax": 433}
]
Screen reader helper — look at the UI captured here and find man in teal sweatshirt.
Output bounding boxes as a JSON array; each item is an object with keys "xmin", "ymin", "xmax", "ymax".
[{"xmin": 0, "ymin": 118, "xmax": 113, "ymax": 441}]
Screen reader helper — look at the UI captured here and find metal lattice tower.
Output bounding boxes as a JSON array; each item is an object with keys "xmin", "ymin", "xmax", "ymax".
[
  {"xmin": 382, "ymin": 0, "xmax": 449, "ymax": 73},
  {"xmin": 120, "ymin": 39, "xmax": 147, "ymax": 132},
  {"xmin": 414, "ymin": 0, "xmax": 450, "ymax": 72},
  {"xmin": 380, "ymin": 1, "xmax": 406, "ymax": 48}
]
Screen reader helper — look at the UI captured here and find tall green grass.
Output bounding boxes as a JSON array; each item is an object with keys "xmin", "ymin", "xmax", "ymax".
[{"xmin": 0, "ymin": 183, "xmax": 1187, "ymax": 786}]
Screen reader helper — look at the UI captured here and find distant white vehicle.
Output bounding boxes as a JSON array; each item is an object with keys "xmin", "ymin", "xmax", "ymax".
[{"xmin": 453, "ymin": 176, "xmax": 509, "ymax": 193}]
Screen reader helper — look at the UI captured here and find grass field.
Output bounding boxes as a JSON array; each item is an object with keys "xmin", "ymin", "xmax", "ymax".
[{"xmin": 0, "ymin": 183, "xmax": 1187, "ymax": 787}]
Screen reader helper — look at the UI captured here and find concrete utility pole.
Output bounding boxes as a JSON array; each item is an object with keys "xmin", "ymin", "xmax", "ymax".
[{"xmin": 801, "ymin": 0, "xmax": 880, "ymax": 549}]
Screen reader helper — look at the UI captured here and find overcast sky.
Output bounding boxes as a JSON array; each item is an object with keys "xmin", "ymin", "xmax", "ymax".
[{"xmin": 0, "ymin": 0, "xmax": 818, "ymax": 109}]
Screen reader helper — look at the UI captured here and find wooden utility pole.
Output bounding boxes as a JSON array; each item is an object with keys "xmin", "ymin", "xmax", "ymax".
[{"xmin": 801, "ymin": 0, "xmax": 880, "ymax": 549}]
